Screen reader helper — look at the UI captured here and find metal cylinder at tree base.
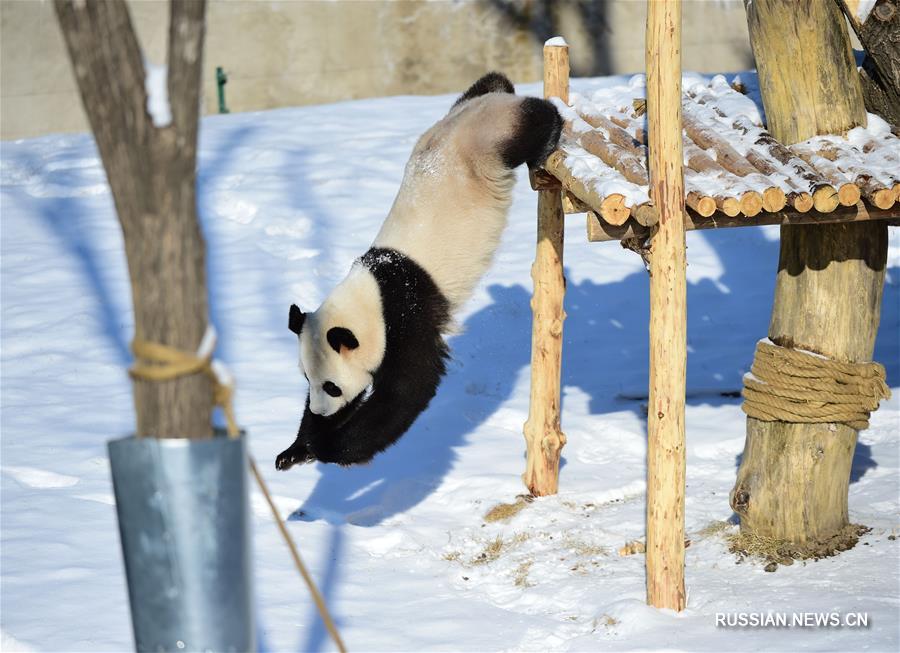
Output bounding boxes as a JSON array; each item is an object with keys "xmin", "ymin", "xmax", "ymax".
[{"xmin": 108, "ymin": 434, "xmax": 255, "ymax": 652}]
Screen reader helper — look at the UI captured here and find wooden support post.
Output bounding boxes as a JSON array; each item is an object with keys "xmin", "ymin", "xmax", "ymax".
[
  {"xmin": 731, "ymin": 0, "xmax": 888, "ymax": 547},
  {"xmin": 645, "ymin": 0, "xmax": 687, "ymax": 612},
  {"xmin": 523, "ymin": 41, "xmax": 569, "ymax": 497}
]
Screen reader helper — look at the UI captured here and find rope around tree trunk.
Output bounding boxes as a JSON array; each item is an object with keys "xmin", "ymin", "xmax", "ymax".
[
  {"xmin": 742, "ymin": 339, "xmax": 891, "ymax": 430},
  {"xmin": 130, "ymin": 332, "xmax": 347, "ymax": 652}
]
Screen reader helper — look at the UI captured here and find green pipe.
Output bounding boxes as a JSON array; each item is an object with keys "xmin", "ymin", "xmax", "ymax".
[{"xmin": 216, "ymin": 66, "xmax": 229, "ymax": 114}]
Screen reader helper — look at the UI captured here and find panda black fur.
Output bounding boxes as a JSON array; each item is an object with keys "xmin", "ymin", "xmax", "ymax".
[{"xmin": 277, "ymin": 72, "xmax": 562, "ymax": 469}]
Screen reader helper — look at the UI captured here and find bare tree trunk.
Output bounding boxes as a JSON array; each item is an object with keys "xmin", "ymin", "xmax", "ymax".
[
  {"xmin": 860, "ymin": 58, "xmax": 900, "ymax": 132},
  {"xmin": 838, "ymin": 0, "xmax": 900, "ymax": 130},
  {"xmin": 55, "ymin": 0, "xmax": 212, "ymax": 438},
  {"xmin": 731, "ymin": 0, "xmax": 888, "ymax": 545}
]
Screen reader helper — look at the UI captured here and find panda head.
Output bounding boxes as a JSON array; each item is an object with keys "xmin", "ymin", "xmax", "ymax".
[{"xmin": 288, "ymin": 266, "xmax": 387, "ymax": 417}]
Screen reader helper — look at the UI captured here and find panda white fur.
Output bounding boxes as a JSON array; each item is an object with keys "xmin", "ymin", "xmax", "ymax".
[{"xmin": 276, "ymin": 72, "xmax": 562, "ymax": 469}]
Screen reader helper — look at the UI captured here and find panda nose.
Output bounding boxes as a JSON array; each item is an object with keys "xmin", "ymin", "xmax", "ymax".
[{"xmin": 322, "ymin": 381, "xmax": 342, "ymax": 397}]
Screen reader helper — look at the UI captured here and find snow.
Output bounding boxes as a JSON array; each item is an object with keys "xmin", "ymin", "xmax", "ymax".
[
  {"xmin": 859, "ymin": 112, "xmax": 893, "ymax": 138},
  {"xmin": 197, "ymin": 323, "xmax": 217, "ymax": 360},
  {"xmin": 801, "ymin": 114, "xmax": 900, "ymax": 190},
  {"xmin": 705, "ymin": 75, "xmax": 763, "ymax": 126},
  {"xmin": 1, "ymin": 75, "xmax": 899, "ymax": 652},
  {"xmin": 855, "ymin": 0, "xmax": 878, "ymax": 22},
  {"xmin": 545, "ymin": 36, "xmax": 568, "ymax": 47},
  {"xmin": 144, "ymin": 62, "xmax": 172, "ymax": 128}
]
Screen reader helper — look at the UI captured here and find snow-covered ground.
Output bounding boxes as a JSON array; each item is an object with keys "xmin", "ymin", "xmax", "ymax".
[{"xmin": 2, "ymin": 76, "xmax": 898, "ymax": 652}]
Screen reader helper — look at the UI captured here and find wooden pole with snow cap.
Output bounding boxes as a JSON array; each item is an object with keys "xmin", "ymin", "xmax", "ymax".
[
  {"xmin": 522, "ymin": 37, "xmax": 569, "ymax": 497},
  {"xmin": 644, "ymin": 0, "xmax": 687, "ymax": 611}
]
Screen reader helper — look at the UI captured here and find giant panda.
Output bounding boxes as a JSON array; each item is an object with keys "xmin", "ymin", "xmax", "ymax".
[{"xmin": 276, "ymin": 72, "xmax": 562, "ymax": 470}]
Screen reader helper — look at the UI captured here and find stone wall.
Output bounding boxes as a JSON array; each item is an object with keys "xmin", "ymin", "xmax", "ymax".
[{"xmin": 1, "ymin": 0, "xmax": 753, "ymax": 140}]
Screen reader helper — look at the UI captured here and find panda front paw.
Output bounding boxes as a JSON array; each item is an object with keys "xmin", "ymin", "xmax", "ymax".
[{"xmin": 275, "ymin": 445, "xmax": 314, "ymax": 471}]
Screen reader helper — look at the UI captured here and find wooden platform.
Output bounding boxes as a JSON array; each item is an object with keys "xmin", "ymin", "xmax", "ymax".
[{"xmin": 534, "ymin": 75, "xmax": 900, "ymax": 242}]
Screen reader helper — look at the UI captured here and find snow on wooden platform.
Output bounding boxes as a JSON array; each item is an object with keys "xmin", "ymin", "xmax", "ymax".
[{"xmin": 539, "ymin": 74, "xmax": 900, "ymax": 237}]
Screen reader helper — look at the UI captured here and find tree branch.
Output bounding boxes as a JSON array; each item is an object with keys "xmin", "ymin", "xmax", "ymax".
[
  {"xmin": 55, "ymin": 0, "xmax": 157, "ymax": 223},
  {"xmin": 167, "ymin": 0, "xmax": 206, "ymax": 149},
  {"xmin": 54, "ymin": 0, "xmax": 150, "ymax": 149}
]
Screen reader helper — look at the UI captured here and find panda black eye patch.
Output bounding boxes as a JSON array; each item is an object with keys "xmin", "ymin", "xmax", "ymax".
[
  {"xmin": 326, "ymin": 326, "xmax": 359, "ymax": 353},
  {"xmin": 322, "ymin": 381, "xmax": 342, "ymax": 397}
]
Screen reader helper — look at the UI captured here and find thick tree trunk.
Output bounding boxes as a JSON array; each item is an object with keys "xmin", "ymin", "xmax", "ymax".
[
  {"xmin": 732, "ymin": 0, "xmax": 888, "ymax": 544},
  {"xmin": 860, "ymin": 59, "xmax": 900, "ymax": 132},
  {"xmin": 838, "ymin": 0, "xmax": 900, "ymax": 130},
  {"xmin": 55, "ymin": 0, "xmax": 212, "ymax": 438},
  {"xmin": 746, "ymin": 0, "xmax": 867, "ymax": 143}
]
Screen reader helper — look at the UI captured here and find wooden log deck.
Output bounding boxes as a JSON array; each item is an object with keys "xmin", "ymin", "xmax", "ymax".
[{"xmin": 533, "ymin": 76, "xmax": 900, "ymax": 242}]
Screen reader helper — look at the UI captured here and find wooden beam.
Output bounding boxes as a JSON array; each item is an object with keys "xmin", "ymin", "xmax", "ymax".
[
  {"xmin": 523, "ymin": 41, "xmax": 569, "ymax": 497},
  {"xmin": 562, "ymin": 192, "xmax": 590, "ymax": 214},
  {"xmin": 645, "ymin": 0, "xmax": 687, "ymax": 612},
  {"xmin": 543, "ymin": 151, "xmax": 631, "ymax": 225},
  {"xmin": 587, "ymin": 216, "xmax": 649, "ymax": 242},
  {"xmin": 529, "ymin": 168, "xmax": 562, "ymax": 191},
  {"xmin": 587, "ymin": 201, "xmax": 900, "ymax": 242}
]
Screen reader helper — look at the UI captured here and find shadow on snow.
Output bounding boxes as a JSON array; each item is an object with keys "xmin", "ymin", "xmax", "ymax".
[
  {"xmin": 293, "ymin": 223, "xmax": 898, "ymax": 537},
  {"xmin": 285, "ymin": 221, "xmax": 896, "ymax": 651}
]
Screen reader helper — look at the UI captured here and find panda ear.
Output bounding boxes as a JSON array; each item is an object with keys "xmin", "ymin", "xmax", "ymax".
[
  {"xmin": 289, "ymin": 304, "xmax": 306, "ymax": 335},
  {"xmin": 327, "ymin": 327, "xmax": 359, "ymax": 354}
]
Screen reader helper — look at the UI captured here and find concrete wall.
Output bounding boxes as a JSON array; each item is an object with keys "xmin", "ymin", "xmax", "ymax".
[{"xmin": 1, "ymin": 0, "xmax": 753, "ymax": 140}]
